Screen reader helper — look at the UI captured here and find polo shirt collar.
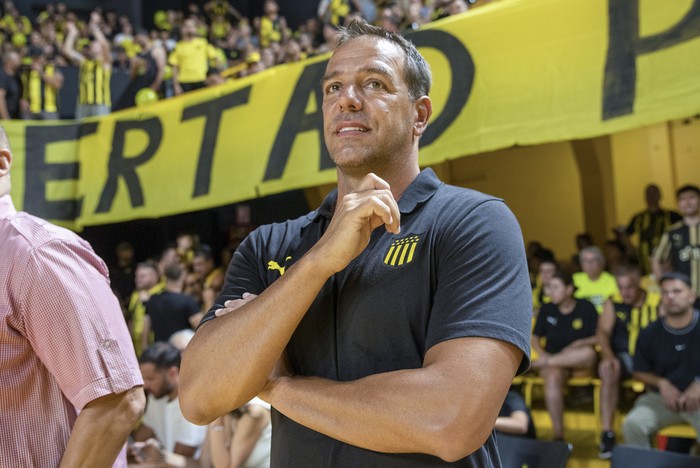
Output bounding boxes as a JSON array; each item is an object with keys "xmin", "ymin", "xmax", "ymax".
[
  {"xmin": 311, "ymin": 168, "xmax": 441, "ymax": 222},
  {"xmin": 397, "ymin": 168, "xmax": 441, "ymax": 214},
  {"xmin": 0, "ymin": 194, "xmax": 16, "ymax": 220}
]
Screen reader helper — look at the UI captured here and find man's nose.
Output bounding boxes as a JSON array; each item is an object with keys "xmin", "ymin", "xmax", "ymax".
[{"xmin": 338, "ymin": 85, "xmax": 362, "ymax": 111}]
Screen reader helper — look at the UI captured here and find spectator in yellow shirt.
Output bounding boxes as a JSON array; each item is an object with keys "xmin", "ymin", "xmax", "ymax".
[
  {"xmin": 573, "ymin": 246, "xmax": 621, "ymax": 313},
  {"xmin": 169, "ymin": 18, "xmax": 223, "ymax": 95}
]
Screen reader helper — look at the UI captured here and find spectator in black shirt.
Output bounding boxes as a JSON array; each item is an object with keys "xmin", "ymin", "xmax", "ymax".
[
  {"xmin": 0, "ymin": 51, "xmax": 21, "ymax": 119},
  {"xmin": 144, "ymin": 263, "xmax": 202, "ymax": 344}
]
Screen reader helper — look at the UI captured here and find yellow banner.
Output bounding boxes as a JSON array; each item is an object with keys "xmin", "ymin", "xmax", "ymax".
[{"xmin": 9, "ymin": 0, "xmax": 700, "ymax": 228}]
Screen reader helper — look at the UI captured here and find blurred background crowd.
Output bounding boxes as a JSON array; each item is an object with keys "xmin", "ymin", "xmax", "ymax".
[{"xmin": 0, "ymin": 0, "xmax": 490, "ymax": 119}]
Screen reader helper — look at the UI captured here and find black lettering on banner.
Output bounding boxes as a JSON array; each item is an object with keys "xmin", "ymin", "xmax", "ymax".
[
  {"xmin": 603, "ymin": 0, "xmax": 700, "ymax": 120},
  {"xmin": 182, "ymin": 87, "xmax": 251, "ymax": 197},
  {"xmin": 263, "ymin": 61, "xmax": 331, "ymax": 181},
  {"xmin": 408, "ymin": 29, "xmax": 474, "ymax": 147},
  {"xmin": 24, "ymin": 123, "xmax": 98, "ymax": 220},
  {"xmin": 96, "ymin": 118, "xmax": 163, "ymax": 213}
]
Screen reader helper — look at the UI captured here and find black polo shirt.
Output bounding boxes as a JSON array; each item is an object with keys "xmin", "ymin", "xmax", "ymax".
[
  {"xmin": 202, "ymin": 168, "xmax": 532, "ymax": 467},
  {"xmin": 634, "ymin": 310, "xmax": 700, "ymax": 392}
]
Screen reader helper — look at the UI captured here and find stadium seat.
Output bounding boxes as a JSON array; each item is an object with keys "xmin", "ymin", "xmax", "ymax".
[
  {"xmin": 611, "ymin": 444, "xmax": 700, "ymax": 467},
  {"xmin": 496, "ymin": 433, "xmax": 572, "ymax": 468}
]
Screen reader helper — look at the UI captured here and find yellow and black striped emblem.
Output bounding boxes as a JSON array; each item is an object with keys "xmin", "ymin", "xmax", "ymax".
[{"xmin": 384, "ymin": 235, "xmax": 420, "ymax": 266}]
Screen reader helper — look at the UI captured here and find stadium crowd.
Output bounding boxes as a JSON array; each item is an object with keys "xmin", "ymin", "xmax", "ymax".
[{"xmin": 0, "ymin": 0, "xmax": 484, "ymax": 117}]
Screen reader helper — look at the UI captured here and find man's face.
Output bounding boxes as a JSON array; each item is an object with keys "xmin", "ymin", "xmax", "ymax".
[
  {"xmin": 645, "ymin": 185, "xmax": 660, "ymax": 207},
  {"xmin": 117, "ymin": 246, "xmax": 134, "ymax": 264},
  {"xmin": 140, "ymin": 363, "xmax": 174, "ymax": 399},
  {"xmin": 321, "ymin": 36, "xmax": 418, "ymax": 174},
  {"xmin": 539, "ymin": 262, "xmax": 556, "ymax": 285},
  {"xmin": 660, "ymin": 279, "xmax": 696, "ymax": 316},
  {"xmin": 135, "ymin": 266, "xmax": 158, "ymax": 290},
  {"xmin": 182, "ymin": 19, "xmax": 196, "ymax": 37},
  {"xmin": 580, "ymin": 252, "xmax": 603, "ymax": 277},
  {"xmin": 184, "ymin": 272, "xmax": 202, "ymax": 299},
  {"xmin": 546, "ymin": 278, "xmax": 571, "ymax": 305},
  {"xmin": 192, "ymin": 255, "xmax": 212, "ymax": 278},
  {"xmin": 616, "ymin": 274, "xmax": 641, "ymax": 305},
  {"xmin": 677, "ymin": 191, "xmax": 700, "ymax": 217}
]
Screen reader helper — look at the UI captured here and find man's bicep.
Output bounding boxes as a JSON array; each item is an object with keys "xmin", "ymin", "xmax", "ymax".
[
  {"xmin": 423, "ymin": 337, "xmax": 523, "ymax": 438},
  {"xmin": 428, "ymin": 201, "xmax": 532, "ymax": 372}
]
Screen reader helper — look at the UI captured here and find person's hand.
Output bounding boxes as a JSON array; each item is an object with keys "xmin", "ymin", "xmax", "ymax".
[
  {"xmin": 215, "ymin": 292, "xmax": 258, "ymax": 317},
  {"xmin": 173, "ymin": 83, "xmax": 183, "ymax": 96},
  {"xmin": 313, "ymin": 173, "xmax": 400, "ymax": 276},
  {"xmin": 598, "ymin": 356, "xmax": 620, "ymax": 381},
  {"xmin": 138, "ymin": 290, "xmax": 151, "ymax": 303},
  {"xmin": 128, "ymin": 438, "xmax": 165, "ymax": 465},
  {"xmin": 658, "ymin": 378, "xmax": 682, "ymax": 412},
  {"xmin": 258, "ymin": 351, "xmax": 293, "ymax": 404},
  {"xmin": 679, "ymin": 380, "xmax": 700, "ymax": 413},
  {"xmin": 531, "ymin": 352, "xmax": 550, "ymax": 370},
  {"xmin": 66, "ymin": 21, "xmax": 78, "ymax": 35}
]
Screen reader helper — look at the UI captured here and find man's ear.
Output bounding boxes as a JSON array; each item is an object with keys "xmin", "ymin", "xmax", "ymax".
[
  {"xmin": 0, "ymin": 148, "xmax": 12, "ymax": 177},
  {"xmin": 413, "ymin": 96, "xmax": 432, "ymax": 137}
]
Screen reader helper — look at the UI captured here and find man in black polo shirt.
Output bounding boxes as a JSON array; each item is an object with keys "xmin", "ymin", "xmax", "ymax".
[
  {"xmin": 622, "ymin": 272, "xmax": 700, "ymax": 448},
  {"xmin": 180, "ymin": 19, "xmax": 532, "ymax": 466}
]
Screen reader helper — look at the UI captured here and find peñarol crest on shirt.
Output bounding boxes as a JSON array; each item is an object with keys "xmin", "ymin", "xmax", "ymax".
[{"xmin": 384, "ymin": 235, "xmax": 420, "ymax": 267}]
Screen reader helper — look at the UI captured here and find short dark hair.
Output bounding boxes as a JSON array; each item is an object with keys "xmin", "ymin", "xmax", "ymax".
[
  {"xmin": 659, "ymin": 271, "xmax": 692, "ymax": 288},
  {"xmin": 194, "ymin": 244, "xmax": 214, "ymax": 260},
  {"xmin": 676, "ymin": 184, "xmax": 700, "ymax": 198},
  {"xmin": 335, "ymin": 18, "xmax": 432, "ymax": 101},
  {"xmin": 613, "ymin": 264, "xmax": 641, "ymax": 279},
  {"xmin": 140, "ymin": 341, "xmax": 181, "ymax": 369},
  {"xmin": 136, "ymin": 260, "xmax": 159, "ymax": 274},
  {"xmin": 551, "ymin": 270, "xmax": 575, "ymax": 288},
  {"xmin": 164, "ymin": 263, "xmax": 183, "ymax": 282}
]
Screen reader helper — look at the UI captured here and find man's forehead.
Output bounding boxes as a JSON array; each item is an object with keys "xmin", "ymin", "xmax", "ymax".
[{"xmin": 329, "ymin": 35, "xmax": 402, "ymax": 65}]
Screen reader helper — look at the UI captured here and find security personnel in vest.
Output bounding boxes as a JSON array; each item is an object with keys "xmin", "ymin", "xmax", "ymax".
[
  {"xmin": 20, "ymin": 47, "xmax": 63, "ymax": 120},
  {"xmin": 62, "ymin": 12, "xmax": 112, "ymax": 119}
]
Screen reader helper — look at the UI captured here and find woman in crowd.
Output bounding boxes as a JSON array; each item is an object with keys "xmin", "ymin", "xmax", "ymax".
[{"xmin": 531, "ymin": 270, "xmax": 599, "ymax": 441}]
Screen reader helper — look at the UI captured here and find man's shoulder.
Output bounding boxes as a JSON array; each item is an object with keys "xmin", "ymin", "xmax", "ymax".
[
  {"xmin": 249, "ymin": 208, "xmax": 319, "ymax": 242},
  {"xmin": 666, "ymin": 220, "xmax": 687, "ymax": 233},
  {"xmin": 7, "ymin": 210, "xmax": 86, "ymax": 254},
  {"xmin": 423, "ymin": 183, "xmax": 507, "ymax": 226},
  {"xmin": 434, "ymin": 182, "xmax": 502, "ymax": 207},
  {"xmin": 638, "ymin": 318, "xmax": 663, "ymax": 338}
]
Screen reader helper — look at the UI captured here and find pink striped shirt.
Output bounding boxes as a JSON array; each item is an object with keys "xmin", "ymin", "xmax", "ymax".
[{"xmin": 0, "ymin": 195, "xmax": 143, "ymax": 467}]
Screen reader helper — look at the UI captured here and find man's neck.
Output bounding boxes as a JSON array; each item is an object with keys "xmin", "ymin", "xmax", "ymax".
[
  {"xmin": 664, "ymin": 308, "xmax": 695, "ymax": 330},
  {"xmin": 587, "ymin": 271, "xmax": 602, "ymax": 282},
  {"xmin": 335, "ymin": 163, "xmax": 420, "ymax": 201},
  {"xmin": 684, "ymin": 214, "xmax": 700, "ymax": 226},
  {"xmin": 165, "ymin": 281, "xmax": 182, "ymax": 293},
  {"xmin": 558, "ymin": 297, "xmax": 576, "ymax": 313}
]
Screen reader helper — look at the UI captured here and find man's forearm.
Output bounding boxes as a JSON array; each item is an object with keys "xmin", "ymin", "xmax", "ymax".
[
  {"xmin": 60, "ymin": 386, "xmax": 145, "ymax": 467},
  {"xmin": 261, "ymin": 337, "xmax": 521, "ymax": 462},
  {"xmin": 632, "ymin": 371, "xmax": 666, "ymax": 388},
  {"xmin": 180, "ymin": 250, "xmax": 332, "ymax": 424}
]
